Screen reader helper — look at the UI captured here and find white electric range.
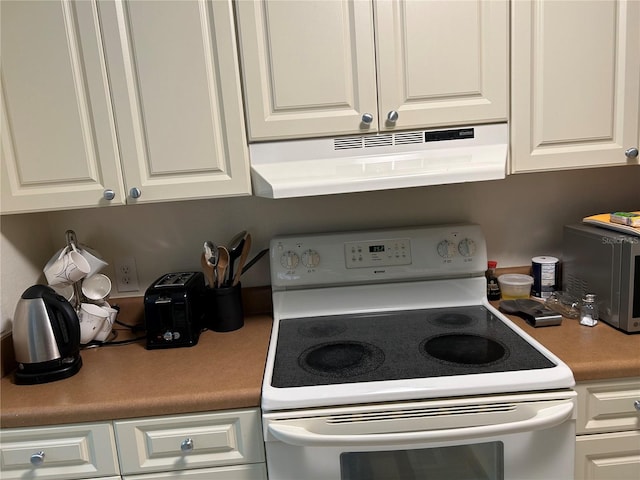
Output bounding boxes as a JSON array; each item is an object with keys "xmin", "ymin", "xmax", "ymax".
[{"xmin": 262, "ymin": 224, "xmax": 576, "ymax": 480}]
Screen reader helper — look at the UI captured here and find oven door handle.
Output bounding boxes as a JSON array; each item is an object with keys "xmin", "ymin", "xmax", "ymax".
[{"xmin": 268, "ymin": 402, "xmax": 574, "ymax": 447}]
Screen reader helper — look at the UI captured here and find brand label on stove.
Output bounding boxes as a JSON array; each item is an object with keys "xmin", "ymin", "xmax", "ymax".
[{"xmin": 345, "ymin": 238, "xmax": 412, "ymax": 269}]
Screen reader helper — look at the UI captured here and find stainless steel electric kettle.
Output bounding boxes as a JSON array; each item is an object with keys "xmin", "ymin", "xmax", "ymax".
[{"xmin": 12, "ymin": 285, "xmax": 82, "ymax": 384}]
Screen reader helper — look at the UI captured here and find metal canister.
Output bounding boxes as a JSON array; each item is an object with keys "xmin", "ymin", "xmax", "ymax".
[{"xmin": 531, "ymin": 256, "xmax": 560, "ymax": 299}]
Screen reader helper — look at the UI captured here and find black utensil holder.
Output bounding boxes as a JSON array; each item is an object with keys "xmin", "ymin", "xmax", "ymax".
[{"xmin": 207, "ymin": 283, "xmax": 244, "ymax": 332}]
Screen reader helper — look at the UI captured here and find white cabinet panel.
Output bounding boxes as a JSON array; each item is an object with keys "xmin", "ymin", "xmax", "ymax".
[
  {"xmin": 575, "ymin": 378, "xmax": 640, "ymax": 435},
  {"xmin": 574, "ymin": 378, "xmax": 640, "ymax": 480},
  {"xmin": 375, "ymin": 0, "xmax": 508, "ymax": 131},
  {"xmin": 0, "ymin": 422, "xmax": 120, "ymax": 480},
  {"xmin": 99, "ymin": 0, "xmax": 251, "ymax": 204},
  {"xmin": 236, "ymin": 0, "xmax": 508, "ymax": 141},
  {"xmin": 1, "ymin": 0, "xmax": 251, "ymax": 214},
  {"xmin": 575, "ymin": 431, "xmax": 640, "ymax": 480},
  {"xmin": 511, "ymin": 0, "xmax": 640, "ymax": 172},
  {"xmin": 122, "ymin": 463, "xmax": 267, "ymax": 479},
  {"xmin": 235, "ymin": 0, "xmax": 378, "ymax": 140},
  {"xmin": 114, "ymin": 409, "xmax": 264, "ymax": 475},
  {"xmin": 1, "ymin": 0, "xmax": 125, "ymax": 213}
]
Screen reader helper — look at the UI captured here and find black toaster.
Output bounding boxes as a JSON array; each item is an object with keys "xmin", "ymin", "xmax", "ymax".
[{"xmin": 144, "ymin": 272, "xmax": 205, "ymax": 349}]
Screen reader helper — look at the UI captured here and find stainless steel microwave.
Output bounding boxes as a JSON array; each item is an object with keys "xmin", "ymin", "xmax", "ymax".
[{"xmin": 563, "ymin": 224, "xmax": 640, "ymax": 333}]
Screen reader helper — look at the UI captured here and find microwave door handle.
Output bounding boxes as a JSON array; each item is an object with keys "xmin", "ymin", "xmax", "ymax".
[{"xmin": 268, "ymin": 401, "xmax": 573, "ymax": 448}]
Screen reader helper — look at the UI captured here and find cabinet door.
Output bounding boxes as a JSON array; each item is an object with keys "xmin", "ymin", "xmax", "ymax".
[
  {"xmin": 1, "ymin": 0, "xmax": 125, "ymax": 214},
  {"xmin": 98, "ymin": 0, "xmax": 251, "ymax": 203},
  {"xmin": 375, "ymin": 0, "xmax": 508, "ymax": 131},
  {"xmin": 511, "ymin": 0, "xmax": 640, "ymax": 173},
  {"xmin": 575, "ymin": 431, "xmax": 640, "ymax": 480},
  {"xmin": 235, "ymin": 0, "xmax": 378, "ymax": 141}
]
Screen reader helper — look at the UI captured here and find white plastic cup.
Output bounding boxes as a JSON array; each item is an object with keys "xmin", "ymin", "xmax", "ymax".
[{"xmin": 44, "ymin": 246, "xmax": 91, "ymax": 286}]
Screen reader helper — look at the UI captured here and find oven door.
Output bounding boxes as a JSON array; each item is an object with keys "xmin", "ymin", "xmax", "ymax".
[{"xmin": 263, "ymin": 391, "xmax": 576, "ymax": 480}]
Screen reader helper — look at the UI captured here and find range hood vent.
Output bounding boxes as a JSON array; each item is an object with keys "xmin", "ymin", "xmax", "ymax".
[{"xmin": 250, "ymin": 123, "xmax": 508, "ymax": 199}]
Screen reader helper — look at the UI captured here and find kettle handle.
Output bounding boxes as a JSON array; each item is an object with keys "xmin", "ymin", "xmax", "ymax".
[{"xmin": 42, "ymin": 288, "xmax": 81, "ymax": 355}]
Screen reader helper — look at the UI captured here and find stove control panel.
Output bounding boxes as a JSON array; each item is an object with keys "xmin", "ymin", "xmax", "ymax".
[
  {"xmin": 345, "ymin": 239, "xmax": 411, "ymax": 268},
  {"xmin": 270, "ymin": 224, "xmax": 487, "ymax": 290}
]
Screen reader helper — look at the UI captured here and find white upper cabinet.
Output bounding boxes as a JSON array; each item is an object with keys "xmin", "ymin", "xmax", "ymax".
[
  {"xmin": 1, "ymin": 0, "xmax": 125, "ymax": 213},
  {"xmin": 511, "ymin": 0, "xmax": 640, "ymax": 173},
  {"xmin": 1, "ymin": 0, "xmax": 251, "ymax": 214},
  {"xmin": 98, "ymin": 0, "xmax": 251, "ymax": 204},
  {"xmin": 235, "ymin": 0, "xmax": 508, "ymax": 142}
]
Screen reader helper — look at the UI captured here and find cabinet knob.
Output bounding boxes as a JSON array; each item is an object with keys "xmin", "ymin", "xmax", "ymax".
[
  {"xmin": 30, "ymin": 451, "xmax": 45, "ymax": 466},
  {"xmin": 103, "ymin": 189, "xmax": 115, "ymax": 201},
  {"xmin": 625, "ymin": 147, "xmax": 639, "ymax": 159},
  {"xmin": 634, "ymin": 400, "xmax": 640, "ymax": 411},
  {"xmin": 361, "ymin": 113, "xmax": 374, "ymax": 125},
  {"xmin": 180, "ymin": 437, "xmax": 194, "ymax": 453},
  {"xmin": 129, "ymin": 187, "xmax": 142, "ymax": 199},
  {"xmin": 386, "ymin": 110, "xmax": 399, "ymax": 124}
]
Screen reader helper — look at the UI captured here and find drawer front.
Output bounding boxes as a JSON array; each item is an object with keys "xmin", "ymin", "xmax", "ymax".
[
  {"xmin": 122, "ymin": 463, "xmax": 267, "ymax": 479},
  {"xmin": 576, "ymin": 378, "xmax": 640, "ymax": 435},
  {"xmin": 114, "ymin": 409, "xmax": 264, "ymax": 475},
  {"xmin": 0, "ymin": 422, "xmax": 120, "ymax": 480}
]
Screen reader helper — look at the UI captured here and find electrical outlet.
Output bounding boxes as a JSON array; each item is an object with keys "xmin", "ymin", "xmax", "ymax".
[{"xmin": 114, "ymin": 256, "xmax": 140, "ymax": 292}]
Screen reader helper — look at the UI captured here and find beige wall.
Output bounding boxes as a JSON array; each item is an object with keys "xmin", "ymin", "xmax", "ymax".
[{"xmin": 1, "ymin": 165, "xmax": 638, "ymax": 333}]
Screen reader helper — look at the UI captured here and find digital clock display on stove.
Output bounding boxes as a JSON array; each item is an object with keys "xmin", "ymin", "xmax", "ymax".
[{"xmin": 369, "ymin": 245, "xmax": 385, "ymax": 253}]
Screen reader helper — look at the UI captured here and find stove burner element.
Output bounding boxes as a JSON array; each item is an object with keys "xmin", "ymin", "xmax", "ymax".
[
  {"xmin": 299, "ymin": 341, "xmax": 384, "ymax": 378},
  {"xmin": 428, "ymin": 312, "xmax": 477, "ymax": 328},
  {"xmin": 297, "ymin": 320, "xmax": 347, "ymax": 338},
  {"xmin": 422, "ymin": 334, "xmax": 507, "ymax": 365}
]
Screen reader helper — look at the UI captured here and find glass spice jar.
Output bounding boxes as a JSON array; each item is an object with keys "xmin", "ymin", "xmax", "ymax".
[{"xmin": 580, "ymin": 293, "xmax": 598, "ymax": 327}]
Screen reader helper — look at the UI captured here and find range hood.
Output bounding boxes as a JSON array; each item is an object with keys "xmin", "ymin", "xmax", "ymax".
[{"xmin": 249, "ymin": 123, "xmax": 508, "ymax": 199}]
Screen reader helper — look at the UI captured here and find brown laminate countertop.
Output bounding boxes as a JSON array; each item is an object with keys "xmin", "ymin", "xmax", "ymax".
[
  {"xmin": 2, "ymin": 292, "xmax": 639, "ymax": 430},
  {"xmin": 496, "ymin": 304, "xmax": 640, "ymax": 383},
  {"xmin": 1, "ymin": 297, "xmax": 273, "ymax": 429}
]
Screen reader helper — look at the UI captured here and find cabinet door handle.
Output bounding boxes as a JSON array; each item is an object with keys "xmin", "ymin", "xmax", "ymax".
[
  {"xmin": 634, "ymin": 400, "xmax": 640, "ymax": 412},
  {"xmin": 361, "ymin": 113, "xmax": 374, "ymax": 125},
  {"xmin": 129, "ymin": 187, "xmax": 142, "ymax": 199},
  {"xmin": 625, "ymin": 147, "xmax": 639, "ymax": 158},
  {"xmin": 386, "ymin": 110, "xmax": 399, "ymax": 123},
  {"xmin": 30, "ymin": 451, "xmax": 45, "ymax": 466},
  {"xmin": 103, "ymin": 189, "xmax": 115, "ymax": 201},
  {"xmin": 180, "ymin": 437, "xmax": 194, "ymax": 453}
]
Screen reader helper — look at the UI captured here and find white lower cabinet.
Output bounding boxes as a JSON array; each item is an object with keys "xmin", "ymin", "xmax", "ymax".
[
  {"xmin": 114, "ymin": 409, "xmax": 265, "ymax": 478},
  {"xmin": 0, "ymin": 409, "xmax": 266, "ymax": 480},
  {"xmin": 0, "ymin": 422, "xmax": 120, "ymax": 480},
  {"xmin": 575, "ymin": 378, "xmax": 640, "ymax": 480}
]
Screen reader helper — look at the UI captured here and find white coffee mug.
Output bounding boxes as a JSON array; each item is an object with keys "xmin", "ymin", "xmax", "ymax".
[
  {"xmin": 44, "ymin": 245, "xmax": 91, "ymax": 287},
  {"xmin": 93, "ymin": 304, "xmax": 117, "ymax": 342},
  {"xmin": 82, "ymin": 274, "xmax": 112, "ymax": 303},
  {"xmin": 79, "ymin": 303, "xmax": 110, "ymax": 344},
  {"xmin": 77, "ymin": 244, "xmax": 108, "ymax": 278}
]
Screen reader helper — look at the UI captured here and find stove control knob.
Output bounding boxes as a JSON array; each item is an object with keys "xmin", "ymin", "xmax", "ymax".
[
  {"xmin": 437, "ymin": 240, "xmax": 456, "ymax": 258},
  {"xmin": 458, "ymin": 238, "xmax": 477, "ymax": 257},
  {"xmin": 280, "ymin": 251, "xmax": 299, "ymax": 269},
  {"xmin": 302, "ymin": 249, "xmax": 320, "ymax": 268}
]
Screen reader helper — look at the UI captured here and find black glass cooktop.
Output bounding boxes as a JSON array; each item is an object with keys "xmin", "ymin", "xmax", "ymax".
[{"xmin": 271, "ymin": 306, "xmax": 555, "ymax": 388}]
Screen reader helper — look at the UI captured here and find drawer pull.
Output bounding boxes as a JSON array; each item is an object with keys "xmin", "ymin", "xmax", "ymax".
[
  {"xmin": 634, "ymin": 400, "xmax": 640, "ymax": 412},
  {"xmin": 180, "ymin": 437, "xmax": 194, "ymax": 453},
  {"xmin": 30, "ymin": 451, "xmax": 45, "ymax": 466}
]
